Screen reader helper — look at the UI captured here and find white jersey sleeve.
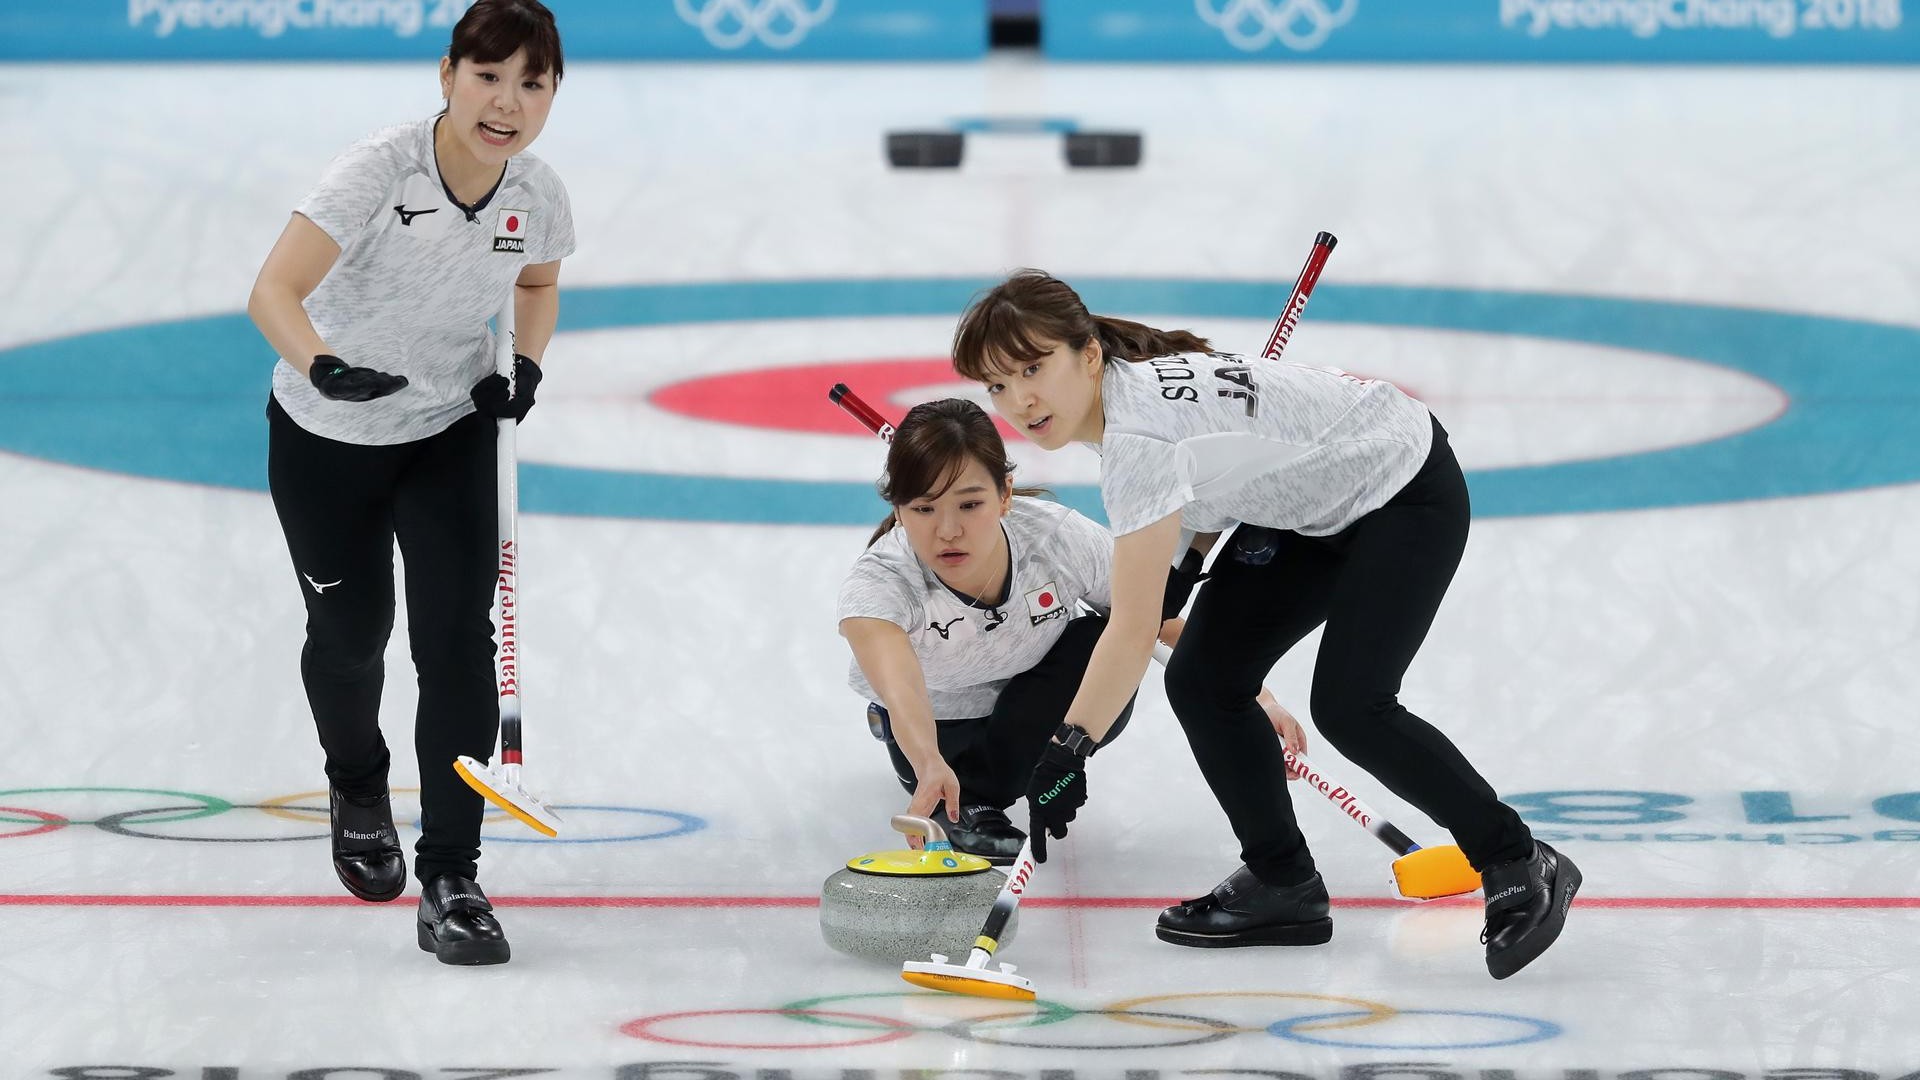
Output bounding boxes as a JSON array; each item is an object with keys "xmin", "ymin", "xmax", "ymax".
[
  {"xmin": 836, "ymin": 542, "xmax": 925, "ymax": 633},
  {"xmin": 1099, "ymin": 429, "xmax": 1192, "ymax": 538},
  {"xmin": 296, "ymin": 129, "xmax": 409, "ymax": 250},
  {"xmin": 524, "ymin": 164, "xmax": 576, "ymax": 265}
]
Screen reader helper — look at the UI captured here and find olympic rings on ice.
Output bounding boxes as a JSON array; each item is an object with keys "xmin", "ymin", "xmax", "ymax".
[
  {"xmin": 616, "ymin": 990, "xmax": 1561, "ymax": 1051},
  {"xmin": 0, "ymin": 787, "xmax": 704, "ymax": 845},
  {"xmin": 1104, "ymin": 989, "xmax": 1395, "ymax": 1033}
]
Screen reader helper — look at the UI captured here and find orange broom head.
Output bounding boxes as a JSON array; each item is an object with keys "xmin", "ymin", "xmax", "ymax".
[
  {"xmin": 901, "ymin": 962, "xmax": 1036, "ymax": 1001},
  {"xmin": 454, "ymin": 755, "xmax": 561, "ymax": 838},
  {"xmin": 1391, "ymin": 844, "xmax": 1481, "ymax": 900}
]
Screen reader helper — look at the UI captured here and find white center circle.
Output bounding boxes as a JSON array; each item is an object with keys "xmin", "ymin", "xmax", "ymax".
[{"xmin": 524, "ymin": 316, "xmax": 1786, "ymax": 487}]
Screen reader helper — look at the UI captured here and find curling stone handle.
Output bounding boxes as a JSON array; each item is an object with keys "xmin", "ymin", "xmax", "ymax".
[{"xmin": 891, "ymin": 814, "xmax": 949, "ymax": 846}]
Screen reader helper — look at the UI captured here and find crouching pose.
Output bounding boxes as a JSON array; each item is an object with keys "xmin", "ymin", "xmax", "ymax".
[
  {"xmin": 949, "ymin": 271, "xmax": 1580, "ymax": 979},
  {"xmin": 836, "ymin": 399, "xmax": 1305, "ymax": 863}
]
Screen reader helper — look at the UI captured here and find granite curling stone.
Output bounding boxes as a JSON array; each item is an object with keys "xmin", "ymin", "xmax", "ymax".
[{"xmin": 820, "ymin": 814, "xmax": 1018, "ymax": 963}]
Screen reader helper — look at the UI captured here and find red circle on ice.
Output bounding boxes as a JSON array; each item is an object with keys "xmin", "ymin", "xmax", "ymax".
[
  {"xmin": 649, "ymin": 358, "xmax": 1025, "ymax": 440},
  {"xmin": 506, "ymin": 214, "xmax": 520, "ymax": 232}
]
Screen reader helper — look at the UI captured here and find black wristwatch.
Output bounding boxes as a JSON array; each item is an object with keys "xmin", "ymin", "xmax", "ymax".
[{"xmin": 1052, "ymin": 721, "xmax": 1098, "ymax": 758}]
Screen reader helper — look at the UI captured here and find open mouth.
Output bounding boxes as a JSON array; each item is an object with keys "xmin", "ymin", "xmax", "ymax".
[
  {"xmin": 1026, "ymin": 416, "xmax": 1052, "ymax": 436},
  {"xmin": 478, "ymin": 121, "xmax": 517, "ymax": 146},
  {"xmin": 938, "ymin": 550, "xmax": 968, "ymax": 564}
]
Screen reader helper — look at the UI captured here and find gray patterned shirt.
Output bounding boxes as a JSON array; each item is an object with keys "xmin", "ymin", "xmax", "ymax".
[
  {"xmin": 270, "ymin": 117, "xmax": 576, "ymax": 445},
  {"xmin": 838, "ymin": 497, "xmax": 1114, "ymax": 719},
  {"xmin": 1096, "ymin": 353, "xmax": 1433, "ymax": 537}
]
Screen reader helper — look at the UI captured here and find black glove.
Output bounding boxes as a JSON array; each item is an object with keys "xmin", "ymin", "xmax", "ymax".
[
  {"xmin": 1026, "ymin": 740, "xmax": 1089, "ymax": 863},
  {"xmin": 309, "ymin": 355, "xmax": 408, "ymax": 402},
  {"xmin": 470, "ymin": 355, "xmax": 543, "ymax": 421},
  {"xmin": 1162, "ymin": 546, "xmax": 1209, "ymax": 621}
]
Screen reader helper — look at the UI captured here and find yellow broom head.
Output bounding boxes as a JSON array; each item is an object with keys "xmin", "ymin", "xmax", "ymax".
[
  {"xmin": 1391, "ymin": 844, "xmax": 1481, "ymax": 900},
  {"xmin": 453, "ymin": 755, "xmax": 561, "ymax": 838}
]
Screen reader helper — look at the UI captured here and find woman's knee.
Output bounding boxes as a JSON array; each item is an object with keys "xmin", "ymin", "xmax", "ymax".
[
  {"xmin": 1309, "ymin": 682, "xmax": 1398, "ymax": 744},
  {"xmin": 1163, "ymin": 648, "xmax": 1254, "ymax": 722},
  {"xmin": 301, "ymin": 629, "xmax": 390, "ymax": 679}
]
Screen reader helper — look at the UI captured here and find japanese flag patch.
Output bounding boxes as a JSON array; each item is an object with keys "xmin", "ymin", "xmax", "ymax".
[
  {"xmin": 493, "ymin": 208, "xmax": 529, "ymax": 253},
  {"xmin": 1026, "ymin": 581, "xmax": 1067, "ymax": 626}
]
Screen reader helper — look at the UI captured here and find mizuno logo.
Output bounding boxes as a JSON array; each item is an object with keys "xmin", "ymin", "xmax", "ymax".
[
  {"xmin": 304, "ymin": 573, "xmax": 343, "ymax": 594},
  {"xmin": 927, "ymin": 617, "xmax": 964, "ymax": 640},
  {"xmin": 394, "ymin": 205, "xmax": 439, "ymax": 225}
]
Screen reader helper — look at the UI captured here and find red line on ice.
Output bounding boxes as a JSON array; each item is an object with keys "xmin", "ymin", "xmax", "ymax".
[{"xmin": 1, "ymin": 894, "xmax": 1916, "ymax": 909}]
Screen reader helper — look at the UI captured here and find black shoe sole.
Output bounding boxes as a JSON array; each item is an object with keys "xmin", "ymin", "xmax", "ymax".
[
  {"xmin": 333, "ymin": 862, "xmax": 405, "ymax": 903},
  {"xmin": 417, "ymin": 921, "xmax": 511, "ymax": 966},
  {"xmin": 1487, "ymin": 856, "xmax": 1582, "ymax": 980},
  {"xmin": 1155, "ymin": 917, "xmax": 1333, "ymax": 948}
]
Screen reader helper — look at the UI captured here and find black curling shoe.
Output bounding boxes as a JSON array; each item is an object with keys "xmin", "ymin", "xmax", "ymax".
[
  {"xmin": 328, "ymin": 786, "xmax": 405, "ymax": 902},
  {"xmin": 1155, "ymin": 866, "xmax": 1333, "ymax": 948},
  {"xmin": 417, "ymin": 874, "xmax": 510, "ymax": 966},
  {"xmin": 946, "ymin": 805, "xmax": 1026, "ymax": 865},
  {"xmin": 1481, "ymin": 841, "xmax": 1582, "ymax": 979}
]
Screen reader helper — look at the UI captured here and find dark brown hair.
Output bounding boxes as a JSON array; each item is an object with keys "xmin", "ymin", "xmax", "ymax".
[
  {"xmin": 868, "ymin": 398, "xmax": 1047, "ymax": 546},
  {"xmin": 950, "ymin": 269, "xmax": 1212, "ymax": 382},
  {"xmin": 449, "ymin": 0, "xmax": 564, "ymax": 83}
]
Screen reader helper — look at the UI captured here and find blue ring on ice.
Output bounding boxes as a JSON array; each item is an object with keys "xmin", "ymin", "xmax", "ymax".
[
  {"xmin": 1271, "ymin": 1008, "xmax": 1561, "ymax": 1049},
  {"xmin": 1, "ymin": 278, "xmax": 1915, "ymax": 524}
]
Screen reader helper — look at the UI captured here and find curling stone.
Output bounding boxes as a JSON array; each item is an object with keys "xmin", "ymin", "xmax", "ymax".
[{"xmin": 820, "ymin": 814, "xmax": 1018, "ymax": 963}]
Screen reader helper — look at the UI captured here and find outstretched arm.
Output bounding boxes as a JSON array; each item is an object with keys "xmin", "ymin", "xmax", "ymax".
[
  {"xmin": 840, "ymin": 617, "xmax": 960, "ymax": 826},
  {"xmin": 1061, "ymin": 512, "xmax": 1185, "ymax": 741}
]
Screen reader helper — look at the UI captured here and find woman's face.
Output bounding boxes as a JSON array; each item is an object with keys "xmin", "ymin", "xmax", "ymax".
[
  {"xmin": 895, "ymin": 456, "xmax": 1013, "ymax": 581},
  {"xmin": 980, "ymin": 336, "xmax": 1104, "ymax": 449},
  {"xmin": 439, "ymin": 46, "xmax": 555, "ymax": 167}
]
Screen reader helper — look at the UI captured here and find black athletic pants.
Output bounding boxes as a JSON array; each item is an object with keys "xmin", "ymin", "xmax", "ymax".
[
  {"xmin": 1161, "ymin": 416, "xmax": 1534, "ymax": 885},
  {"xmin": 267, "ymin": 396, "xmax": 500, "ymax": 885},
  {"xmin": 885, "ymin": 615, "xmax": 1135, "ymax": 810}
]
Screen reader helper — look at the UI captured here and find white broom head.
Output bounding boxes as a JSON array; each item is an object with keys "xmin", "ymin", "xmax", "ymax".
[
  {"xmin": 901, "ymin": 956, "xmax": 1035, "ymax": 1001},
  {"xmin": 453, "ymin": 755, "xmax": 562, "ymax": 838}
]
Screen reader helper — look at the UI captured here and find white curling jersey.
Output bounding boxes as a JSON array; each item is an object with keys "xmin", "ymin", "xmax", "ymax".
[
  {"xmin": 1096, "ymin": 352, "xmax": 1433, "ymax": 538},
  {"xmin": 270, "ymin": 116, "xmax": 576, "ymax": 445},
  {"xmin": 838, "ymin": 496, "xmax": 1114, "ymax": 719}
]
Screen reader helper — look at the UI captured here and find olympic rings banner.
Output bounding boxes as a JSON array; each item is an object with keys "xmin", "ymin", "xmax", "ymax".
[
  {"xmin": 0, "ymin": 0, "xmax": 987, "ymax": 61},
  {"xmin": 1045, "ymin": 0, "xmax": 1920, "ymax": 62}
]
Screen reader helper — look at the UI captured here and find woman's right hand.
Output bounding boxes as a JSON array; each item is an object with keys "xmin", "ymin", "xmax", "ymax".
[
  {"xmin": 902, "ymin": 758, "xmax": 961, "ymax": 849},
  {"xmin": 310, "ymin": 355, "xmax": 408, "ymax": 401}
]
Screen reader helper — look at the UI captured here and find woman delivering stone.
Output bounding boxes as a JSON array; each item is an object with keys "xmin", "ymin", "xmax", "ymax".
[{"xmin": 836, "ymin": 397, "xmax": 1305, "ymax": 864}]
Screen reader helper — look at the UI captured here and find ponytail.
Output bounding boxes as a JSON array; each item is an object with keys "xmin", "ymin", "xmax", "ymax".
[
  {"xmin": 952, "ymin": 269, "xmax": 1211, "ymax": 380},
  {"xmin": 1091, "ymin": 315, "xmax": 1214, "ymax": 362}
]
